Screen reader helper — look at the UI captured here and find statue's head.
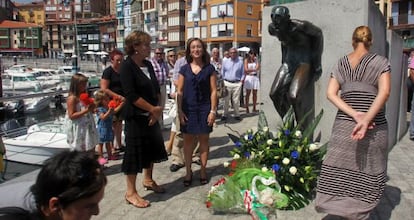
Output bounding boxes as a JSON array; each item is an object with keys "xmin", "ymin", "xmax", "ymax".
[{"xmin": 271, "ymin": 6, "xmax": 290, "ymax": 25}]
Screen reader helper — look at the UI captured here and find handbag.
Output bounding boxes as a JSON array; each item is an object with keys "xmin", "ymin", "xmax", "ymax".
[{"xmin": 217, "ymin": 78, "xmax": 228, "ymax": 99}]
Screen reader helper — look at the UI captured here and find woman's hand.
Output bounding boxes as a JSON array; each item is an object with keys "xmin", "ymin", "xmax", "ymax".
[
  {"xmin": 351, "ymin": 111, "xmax": 374, "ymax": 140},
  {"xmin": 179, "ymin": 111, "xmax": 188, "ymax": 125},
  {"xmin": 207, "ymin": 112, "xmax": 216, "ymax": 126}
]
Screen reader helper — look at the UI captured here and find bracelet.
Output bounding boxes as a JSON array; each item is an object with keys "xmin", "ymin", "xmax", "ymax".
[{"xmin": 210, "ymin": 110, "xmax": 216, "ymax": 115}]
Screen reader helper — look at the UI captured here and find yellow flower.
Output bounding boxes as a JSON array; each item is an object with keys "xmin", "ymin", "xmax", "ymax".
[
  {"xmin": 305, "ymin": 166, "xmax": 312, "ymax": 173},
  {"xmin": 274, "ymin": 155, "xmax": 280, "ymax": 160},
  {"xmin": 279, "ymin": 140, "xmax": 284, "ymax": 147},
  {"xmin": 282, "ymin": 158, "xmax": 290, "ymax": 165},
  {"xmin": 297, "ymin": 146, "xmax": 303, "ymax": 153},
  {"xmin": 300, "ymin": 178, "xmax": 305, "ymax": 183},
  {"xmin": 261, "ymin": 167, "xmax": 269, "ymax": 172}
]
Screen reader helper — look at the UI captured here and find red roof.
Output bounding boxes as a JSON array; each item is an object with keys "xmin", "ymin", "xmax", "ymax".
[{"xmin": 0, "ymin": 20, "xmax": 41, "ymax": 28}]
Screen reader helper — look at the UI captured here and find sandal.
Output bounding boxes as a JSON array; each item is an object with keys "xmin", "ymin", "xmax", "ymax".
[
  {"xmin": 183, "ymin": 172, "xmax": 193, "ymax": 187},
  {"xmin": 143, "ymin": 180, "xmax": 166, "ymax": 193},
  {"xmin": 200, "ymin": 178, "xmax": 208, "ymax": 185},
  {"xmin": 125, "ymin": 195, "xmax": 150, "ymax": 208}
]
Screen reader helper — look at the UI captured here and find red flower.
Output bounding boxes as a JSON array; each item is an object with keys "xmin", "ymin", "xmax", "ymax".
[
  {"xmin": 80, "ymin": 93, "xmax": 94, "ymax": 106},
  {"xmin": 206, "ymin": 201, "xmax": 212, "ymax": 208},
  {"xmin": 108, "ymin": 100, "xmax": 119, "ymax": 109},
  {"xmin": 228, "ymin": 172, "xmax": 234, "ymax": 176},
  {"xmin": 230, "ymin": 160, "xmax": 237, "ymax": 169}
]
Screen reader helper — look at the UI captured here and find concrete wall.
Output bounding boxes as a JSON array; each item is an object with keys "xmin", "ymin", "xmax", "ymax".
[{"xmin": 260, "ymin": 0, "xmax": 405, "ymax": 147}]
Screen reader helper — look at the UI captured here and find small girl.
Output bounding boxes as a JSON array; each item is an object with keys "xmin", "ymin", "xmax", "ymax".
[
  {"xmin": 65, "ymin": 73, "xmax": 99, "ymax": 152},
  {"xmin": 94, "ymin": 90, "xmax": 123, "ymax": 164}
]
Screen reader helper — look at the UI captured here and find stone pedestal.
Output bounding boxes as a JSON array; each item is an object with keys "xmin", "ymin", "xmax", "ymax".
[{"xmin": 260, "ymin": 0, "xmax": 405, "ymax": 147}]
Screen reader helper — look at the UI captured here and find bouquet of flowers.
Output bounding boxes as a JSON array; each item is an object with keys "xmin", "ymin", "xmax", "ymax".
[
  {"xmin": 206, "ymin": 159, "xmax": 289, "ymax": 220},
  {"xmin": 206, "ymin": 107, "xmax": 326, "ymax": 218},
  {"xmin": 230, "ymin": 108, "xmax": 326, "ymax": 210}
]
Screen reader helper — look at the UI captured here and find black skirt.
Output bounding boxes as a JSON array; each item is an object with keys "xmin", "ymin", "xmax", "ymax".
[{"xmin": 121, "ymin": 115, "xmax": 168, "ymax": 174}]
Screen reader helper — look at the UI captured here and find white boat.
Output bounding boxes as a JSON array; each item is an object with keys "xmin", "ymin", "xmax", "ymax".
[
  {"xmin": 4, "ymin": 120, "xmax": 70, "ymax": 165},
  {"xmin": 24, "ymin": 95, "xmax": 53, "ymax": 114},
  {"xmin": 4, "ymin": 64, "xmax": 30, "ymax": 74},
  {"xmin": 2, "ymin": 71, "xmax": 42, "ymax": 93}
]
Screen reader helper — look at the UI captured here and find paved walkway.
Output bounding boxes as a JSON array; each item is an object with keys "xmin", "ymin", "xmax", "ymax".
[
  {"xmin": 90, "ymin": 112, "xmax": 414, "ymax": 220},
  {"xmin": 1, "ymin": 110, "xmax": 413, "ymax": 219}
]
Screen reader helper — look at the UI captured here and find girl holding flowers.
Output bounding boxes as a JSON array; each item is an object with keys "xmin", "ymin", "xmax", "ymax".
[
  {"xmin": 65, "ymin": 73, "xmax": 99, "ymax": 152},
  {"xmin": 94, "ymin": 90, "xmax": 124, "ymax": 164}
]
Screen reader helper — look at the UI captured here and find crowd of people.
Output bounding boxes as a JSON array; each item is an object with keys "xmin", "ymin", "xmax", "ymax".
[{"xmin": 0, "ymin": 25, "xmax": 395, "ymax": 220}]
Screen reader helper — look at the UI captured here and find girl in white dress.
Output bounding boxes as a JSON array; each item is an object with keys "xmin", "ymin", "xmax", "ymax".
[{"xmin": 243, "ymin": 50, "xmax": 260, "ymax": 113}]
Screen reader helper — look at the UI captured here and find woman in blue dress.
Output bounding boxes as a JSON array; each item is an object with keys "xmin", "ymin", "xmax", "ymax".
[{"xmin": 177, "ymin": 38, "xmax": 218, "ymax": 186}]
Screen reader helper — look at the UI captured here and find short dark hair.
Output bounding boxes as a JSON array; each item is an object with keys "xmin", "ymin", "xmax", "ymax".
[{"xmin": 31, "ymin": 151, "xmax": 107, "ymax": 209}]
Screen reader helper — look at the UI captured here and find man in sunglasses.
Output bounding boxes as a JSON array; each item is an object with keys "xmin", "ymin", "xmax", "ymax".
[{"xmin": 151, "ymin": 47, "xmax": 169, "ymax": 128}]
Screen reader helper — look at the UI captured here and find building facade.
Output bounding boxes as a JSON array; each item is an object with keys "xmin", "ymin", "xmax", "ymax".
[
  {"xmin": 0, "ymin": 20, "xmax": 42, "ymax": 56},
  {"xmin": 185, "ymin": 0, "xmax": 263, "ymax": 53}
]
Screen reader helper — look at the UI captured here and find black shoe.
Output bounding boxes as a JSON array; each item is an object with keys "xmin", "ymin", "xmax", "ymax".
[
  {"xmin": 170, "ymin": 164, "xmax": 184, "ymax": 172},
  {"xmin": 234, "ymin": 116, "xmax": 241, "ymax": 121},
  {"xmin": 221, "ymin": 116, "xmax": 227, "ymax": 121}
]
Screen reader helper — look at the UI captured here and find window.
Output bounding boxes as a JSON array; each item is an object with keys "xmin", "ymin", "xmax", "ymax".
[
  {"xmin": 187, "ymin": 27, "xmax": 194, "ymax": 38},
  {"xmin": 210, "ymin": 23, "xmax": 233, "ymax": 37},
  {"xmin": 247, "ymin": 5, "xmax": 252, "ymax": 15},
  {"xmin": 201, "ymin": 9, "xmax": 207, "ymax": 20},
  {"xmin": 211, "ymin": 4, "xmax": 234, "ymax": 18},
  {"xmin": 247, "ymin": 24, "xmax": 252, "ymax": 37}
]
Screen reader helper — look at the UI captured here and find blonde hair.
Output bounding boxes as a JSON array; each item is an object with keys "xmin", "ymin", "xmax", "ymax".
[
  {"xmin": 68, "ymin": 73, "xmax": 88, "ymax": 97},
  {"xmin": 352, "ymin": 26, "xmax": 372, "ymax": 49},
  {"xmin": 177, "ymin": 49, "xmax": 186, "ymax": 58},
  {"xmin": 94, "ymin": 90, "xmax": 110, "ymax": 107},
  {"xmin": 124, "ymin": 31, "xmax": 152, "ymax": 56}
]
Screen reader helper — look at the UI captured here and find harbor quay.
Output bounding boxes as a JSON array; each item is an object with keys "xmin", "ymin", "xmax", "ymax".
[{"xmin": 0, "ymin": 56, "xmax": 107, "ymax": 74}]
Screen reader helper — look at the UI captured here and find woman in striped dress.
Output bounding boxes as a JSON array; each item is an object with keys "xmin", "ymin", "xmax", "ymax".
[{"xmin": 315, "ymin": 26, "xmax": 391, "ymax": 220}]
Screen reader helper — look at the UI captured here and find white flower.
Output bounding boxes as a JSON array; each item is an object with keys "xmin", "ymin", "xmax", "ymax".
[
  {"xmin": 261, "ymin": 167, "xmax": 268, "ymax": 172},
  {"xmin": 233, "ymin": 154, "xmax": 240, "ymax": 159},
  {"xmin": 282, "ymin": 158, "xmax": 290, "ymax": 165},
  {"xmin": 244, "ymin": 135, "xmax": 249, "ymax": 140},
  {"xmin": 309, "ymin": 142, "xmax": 321, "ymax": 151},
  {"xmin": 295, "ymin": 130, "xmax": 302, "ymax": 138},
  {"xmin": 289, "ymin": 166, "xmax": 297, "ymax": 175},
  {"xmin": 250, "ymin": 151, "xmax": 255, "ymax": 159},
  {"xmin": 266, "ymin": 139, "xmax": 273, "ymax": 145},
  {"xmin": 223, "ymin": 161, "xmax": 230, "ymax": 167},
  {"xmin": 263, "ymin": 126, "xmax": 269, "ymax": 132}
]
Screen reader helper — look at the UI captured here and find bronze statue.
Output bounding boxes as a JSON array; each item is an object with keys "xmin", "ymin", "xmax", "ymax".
[{"xmin": 268, "ymin": 6, "xmax": 323, "ymax": 126}]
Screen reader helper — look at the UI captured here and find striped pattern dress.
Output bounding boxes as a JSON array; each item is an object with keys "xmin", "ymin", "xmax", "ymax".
[{"xmin": 315, "ymin": 53, "xmax": 390, "ymax": 220}]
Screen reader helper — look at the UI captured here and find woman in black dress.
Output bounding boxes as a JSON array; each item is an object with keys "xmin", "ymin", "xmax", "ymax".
[
  {"xmin": 177, "ymin": 38, "xmax": 218, "ymax": 186},
  {"xmin": 120, "ymin": 31, "xmax": 168, "ymax": 208}
]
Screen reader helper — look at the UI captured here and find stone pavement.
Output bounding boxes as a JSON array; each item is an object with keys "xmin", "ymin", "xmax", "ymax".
[{"xmin": 91, "ymin": 112, "xmax": 414, "ymax": 220}]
